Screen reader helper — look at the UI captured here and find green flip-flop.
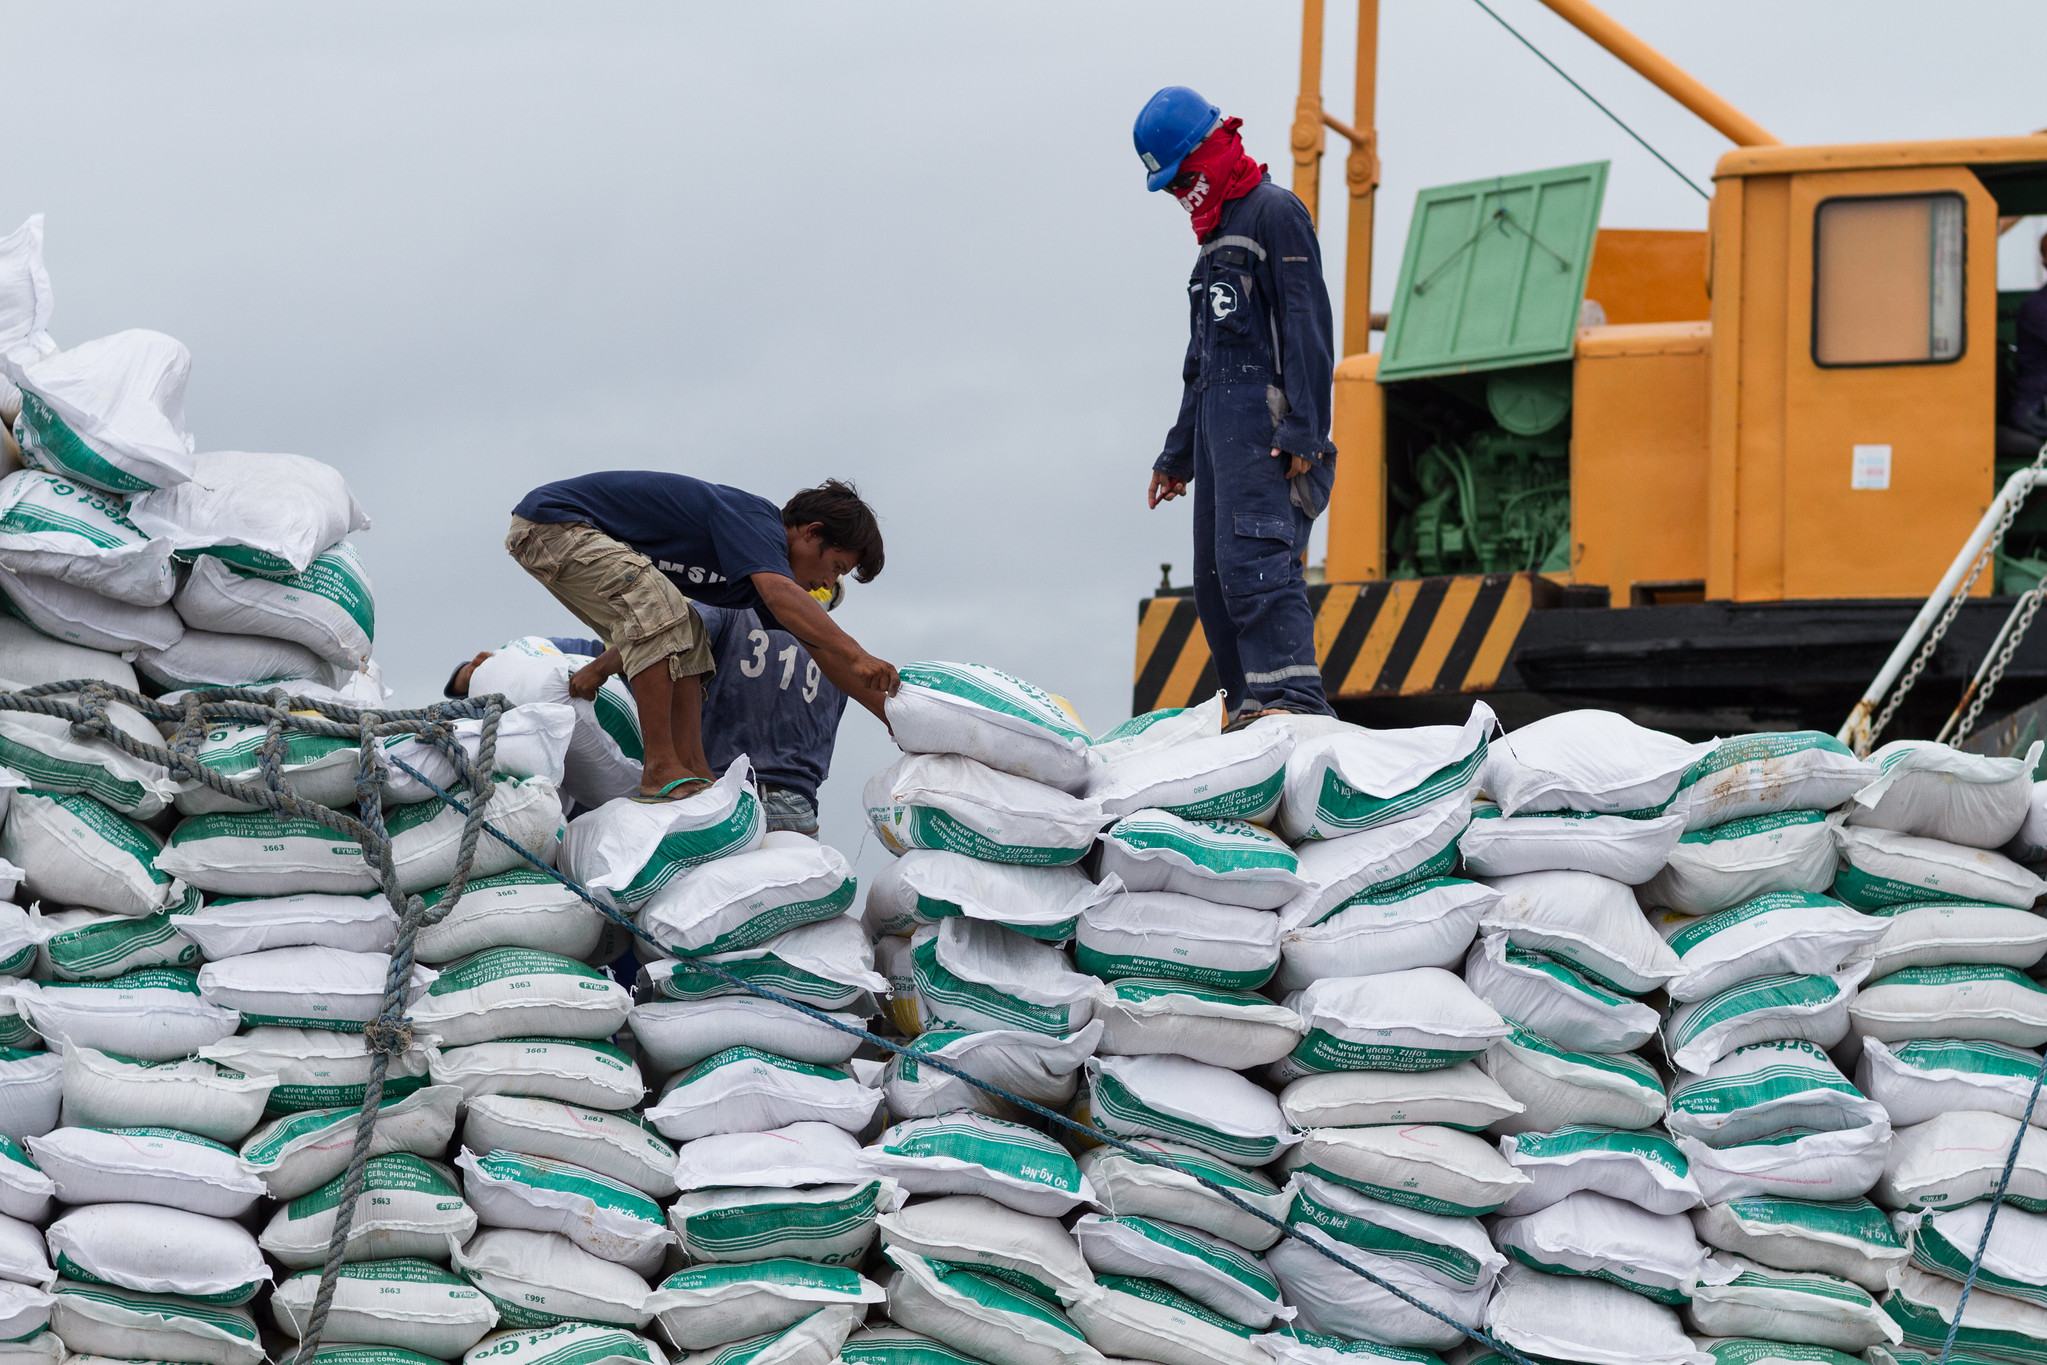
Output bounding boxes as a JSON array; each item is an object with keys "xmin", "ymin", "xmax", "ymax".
[{"xmin": 631, "ymin": 777, "xmax": 713, "ymax": 803}]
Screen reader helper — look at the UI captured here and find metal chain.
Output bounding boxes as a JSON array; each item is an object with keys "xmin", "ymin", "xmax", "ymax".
[{"xmin": 1952, "ymin": 582, "xmax": 2047, "ymax": 746}]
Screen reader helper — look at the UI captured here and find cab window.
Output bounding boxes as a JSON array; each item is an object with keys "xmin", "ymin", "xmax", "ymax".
[{"xmin": 1813, "ymin": 193, "xmax": 1965, "ymax": 366}]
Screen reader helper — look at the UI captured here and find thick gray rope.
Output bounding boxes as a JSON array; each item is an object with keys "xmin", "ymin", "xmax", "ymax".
[{"xmin": 1935, "ymin": 1047, "xmax": 2047, "ymax": 1365}]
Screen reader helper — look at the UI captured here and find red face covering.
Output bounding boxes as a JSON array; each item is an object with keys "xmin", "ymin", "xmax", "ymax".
[{"xmin": 1169, "ymin": 117, "xmax": 1266, "ymax": 240}]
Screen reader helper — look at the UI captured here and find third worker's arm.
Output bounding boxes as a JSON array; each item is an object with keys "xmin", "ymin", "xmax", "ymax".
[
  {"xmin": 750, "ymin": 572, "xmax": 896, "ymax": 724},
  {"xmin": 1270, "ymin": 195, "xmax": 1339, "ymax": 493},
  {"xmin": 1148, "ymin": 297, "xmax": 1202, "ymax": 508}
]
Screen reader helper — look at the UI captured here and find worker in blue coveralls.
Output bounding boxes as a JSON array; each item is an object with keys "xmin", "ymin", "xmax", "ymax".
[{"xmin": 1135, "ymin": 85, "xmax": 1337, "ymax": 726}]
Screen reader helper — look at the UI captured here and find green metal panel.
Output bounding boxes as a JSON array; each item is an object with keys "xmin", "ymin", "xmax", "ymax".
[{"xmin": 1377, "ymin": 160, "xmax": 1610, "ymax": 383}]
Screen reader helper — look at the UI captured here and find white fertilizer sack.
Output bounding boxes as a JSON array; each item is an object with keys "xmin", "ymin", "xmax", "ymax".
[
  {"xmin": 640, "ymin": 913, "xmax": 885, "ymax": 1013},
  {"xmin": 451, "ymin": 1227, "xmax": 654, "ymax": 1330},
  {"xmin": 51, "ymin": 1281, "xmax": 262, "ymax": 1365},
  {"xmin": 1665, "ymin": 732, "xmax": 1876, "ymax": 832},
  {"xmin": 1491, "ymin": 1188, "xmax": 1708, "ymax": 1303},
  {"xmin": 1280, "ymin": 798, "xmax": 1471, "ymax": 928},
  {"xmin": 1900, "ymin": 1202, "xmax": 2047, "ymax": 1308},
  {"xmin": 1274, "ymin": 876, "xmax": 1496, "ymax": 990},
  {"xmin": 197, "ymin": 1025, "xmax": 433, "ymax": 1113},
  {"xmin": 1496, "ymin": 1126, "xmax": 1702, "ymax": 1217},
  {"xmin": 1272, "ymin": 969, "xmax": 1505, "ymax": 1079},
  {"xmin": 174, "ymin": 543, "xmax": 375, "ymax": 668},
  {"xmin": 271, "ymin": 1258, "xmax": 500, "ymax": 1357},
  {"xmin": 1662, "ymin": 964, "xmax": 1870, "ymax": 1075},
  {"xmin": 60, "ymin": 1044, "xmax": 272, "ymax": 1144},
  {"xmin": 411, "ymin": 947, "xmax": 630, "ymax": 1046},
  {"xmin": 196, "ymin": 945, "xmax": 431, "ymax": 1032},
  {"xmin": 0, "ymin": 562, "xmax": 184, "ymax": 655},
  {"xmin": 15, "ymin": 968, "xmax": 238, "ymax": 1061},
  {"xmin": 1279, "ymin": 1061, "xmax": 1524, "ymax": 1133},
  {"xmin": 1089, "ymin": 694, "xmax": 1224, "ymax": 767},
  {"xmin": 866, "ymin": 850, "xmax": 1113, "ymax": 942},
  {"xmin": 1075, "ymin": 1137, "xmax": 1295, "ymax": 1251},
  {"xmin": 7, "ymin": 326, "xmax": 195, "ymax": 494},
  {"xmin": 1277, "ymin": 704, "xmax": 1492, "ymax": 844},
  {"xmin": 1092, "ymin": 979, "xmax": 1299, "ymax": 1070},
  {"xmin": 880, "ymin": 1246, "xmax": 1103, "ymax": 1365},
  {"xmin": 912, "ymin": 917, "xmax": 1098, "ymax": 1037},
  {"xmin": 646, "ymin": 1260, "xmax": 884, "ymax": 1353},
  {"xmin": 177, "ymin": 891, "xmax": 396, "ymax": 959},
  {"xmin": 1072, "ymin": 1276, "xmax": 1272, "ymax": 1365},
  {"xmin": 863, "ymin": 1112, "xmax": 1091, "ymax": 1218},
  {"xmin": 381, "ymin": 703, "xmax": 573, "ymax": 805},
  {"xmin": 1096, "ymin": 811, "xmax": 1303, "ymax": 910},
  {"xmin": 415, "ymin": 870, "xmax": 605, "ymax": 964},
  {"xmin": 1847, "ymin": 739, "xmax": 2041, "ymax": 849},
  {"xmin": 1088, "ymin": 726, "xmax": 1293, "ymax": 825},
  {"xmin": 1263, "ymin": 1226, "xmax": 1482, "ymax": 1350},
  {"xmin": 882, "ymin": 1024, "xmax": 1102, "ymax": 1119},
  {"xmin": 1483, "ymin": 1261, "xmax": 1709, "ymax": 1365},
  {"xmin": 25, "ymin": 1124, "xmax": 263, "ymax": 1217},
  {"xmin": 886, "ymin": 662, "xmax": 1095, "ymax": 795},
  {"xmin": 560, "ymin": 762, "xmax": 763, "ymax": 908},
  {"xmin": 1642, "ymin": 810, "xmax": 1839, "ymax": 916},
  {"xmin": 1072, "ymin": 892, "xmax": 1278, "ymax": 990},
  {"xmin": 126, "ymin": 449, "xmax": 368, "ymax": 577},
  {"xmin": 463, "ymin": 1096, "xmax": 677, "ymax": 1199},
  {"xmin": 1849, "ymin": 963, "xmax": 2047, "ymax": 1048},
  {"xmin": 1882, "ymin": 1264, "xmax": 2047, "ymax": 1365},
  {"xmin": 0, "ymin": 616, "xmax": 136, "ymax": 689},
  {"xmin": 1856, "ymin": 900, "xmax": 2047, "ymax": 976},
  {"xmin": 1084, "ymin": 1053, "xmax": 1295, "ymax": 1166},
  {"xmin": 45, "ymin": 1202, "xmax": 268, "ymax": 1302},
  {"xmin": 457, "ymin": 1147, "xmax": 668, "ymax": 1275},
  {"xmin": 1691, "ymin": 1196, "xmax": 1907, "ymax": 1293},
  {"xmin": 632, "ymin": 997, "xmax": 865, "ymax": 1075},
  {"xmin": 1658, "ymin": 892, "xmax": 1889, "ymax": 1002},
  {"xmin": 643, "ymin": 1047, "xmax": 879, "ymax": 1142},
  {"xmin": 135, "ymin": 629, "xmax": 341, "ymax": 692},
  {"xmin": 877, "ymin": 1195, "xmax": 1093, "ymax": 1308},
  {"xmin": 1685, "ymin": 1256, "xmax": 1900, "ymax": 1352},
  {"xmin": 1459, "ymin": 804, "xmax": 1683, "ymax": 883},
  {"xmin": 1285, "ymin": 1170, "xmax": 1503, "ymax": 1298},
  {"xmin": 429, "ymin": 1037, "xmax": 645, "ymax": 1111},
  {"xmin": 638, "ymin": 832, "xmax": 855, "ymax": 956},
  {"xmin": 1276, "ymin": 1124, "xmax": 1528, "ymax": 1217},
  {"xmin": 1072, "ymin": 1213, "xmax": 1287, "ymax": 1328},
  {"xmin": 0, "ymin": 682, "xmax": 177, "ymax": 818},
  {"xmin": 1831, "ymin": 820, "xmax": 2047, "ymax": 911},
  {"xmin": 668, "ymin": 1120, "xmax": 865, "ymax": 1195},
  {"xmin": 34, "ymin": 904, "xmax": 199, "ymax": 982},
  {"xmin": 0, "ymin": 1050, "xmax": 58, "ymax": 1141},
  {"xmin": 0, "ymin": 467, "xmax": 177, "ymax": 605},
  {"xmin": 866, "ymin": 754, "xmax": 1101, "ymax": 867},
  {"xmin": 1463, "ymin": 935, "xmax": 1661, "ymax": 1054},
  {"xmin": 1857, "ymin": 1037, "xmax": 2047, "ymax": 1129},
  {"xmin": 668, "ymin": 1182, "xmax": 896, "ymax": 1268},
  {"xmin": 1479, "ymin": 869, "xmax": 1682, "ymax": 994},
  {"xmin": 1, "ymin": 789, "xmax": 182, "ymax": 916},
  {"xmin": 1876, "ymin": 1110, "xmax": 2047, "ymax": 1211},
  {"xmin": 1479, "ymin": 1024, "xmax": 1668, "ymax": 1133},
  {"xmin": 1675, "ymin": 1121, "xmax": 1891, "ymax": 1205},
  {"xmin": 1666, "ymin": 1040, "xmax": 1887, "ymax": 1148},
  {"xmin": 172, "ymin": 720, "xmax": 362, "ymax": 816},
  {"xmin": 238, "ymin": 1084, "xmax": 462, "ymax": 1201},
  {"xmin": 0, "ymin": 1135, "xmax": 54, "ymax": 1222},
  {"xmin": 1483, "ymin": 710, "xmax": 1714, "ymax": 817},
  {"xmin": 468, "ymin": 638, "xmax": 643, "ymax": 812}
]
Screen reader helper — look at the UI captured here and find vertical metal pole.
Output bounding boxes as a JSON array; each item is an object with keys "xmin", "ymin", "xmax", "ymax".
[
  {"xmin": 1341, "ymin": 0, "xmax": 1380, "ymax": 357},
  {"xmin": 1292, "ymin": 0, "xmax": 1327, "ymax": 228}
]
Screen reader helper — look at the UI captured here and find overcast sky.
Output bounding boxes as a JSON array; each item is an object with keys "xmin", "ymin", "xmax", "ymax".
[{"xmin": 5, "ymin": 1, "xmax": 2045, "ymax": 865}]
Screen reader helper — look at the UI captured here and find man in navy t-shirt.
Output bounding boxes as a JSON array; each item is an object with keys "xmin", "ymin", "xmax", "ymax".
[{"xmin": 505, "ymin": 474, "xmax": 896, "ymax": 801}]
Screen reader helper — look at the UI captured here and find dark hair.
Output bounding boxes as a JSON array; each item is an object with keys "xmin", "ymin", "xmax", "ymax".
[{"xmin": 783, "ymin": 478, "xmax": 885, "ymax": 582}]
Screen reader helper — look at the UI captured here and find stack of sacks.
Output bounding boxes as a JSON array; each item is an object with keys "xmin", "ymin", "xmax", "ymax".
[{"xmin": 0, "ymin": 214, "xmax": 379, "ymax": 697}]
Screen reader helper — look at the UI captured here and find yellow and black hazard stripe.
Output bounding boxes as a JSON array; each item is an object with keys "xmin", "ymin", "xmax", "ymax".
[{"xmin": 1132, "ymin": 573, "xmax": 1543, "ymax": 714}]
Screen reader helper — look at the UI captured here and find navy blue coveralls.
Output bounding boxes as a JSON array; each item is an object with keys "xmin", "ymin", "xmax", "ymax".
[{"xmin": 1154, "ymin": 174, "xmax": 1338, "ymax": 719}]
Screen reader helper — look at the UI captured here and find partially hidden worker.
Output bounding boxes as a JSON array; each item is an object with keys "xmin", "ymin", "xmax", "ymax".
[
  {"xmin": 503, "ymin": 472, "xmax": 897, "ymax": 802},
  {"xmin": 1134, "ymin": 85, "xmax": 1338, "ymax": 727}
]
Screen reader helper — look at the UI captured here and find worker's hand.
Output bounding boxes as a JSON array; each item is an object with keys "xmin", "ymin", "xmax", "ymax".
[
  {"xmin": 566, "ymin": 661, "xmax": 607, "ymax": 701},
  {"xmin": 1273, "ymin": 447, "xmax": 1312, "ymax": 479},
  {"xmin": 853, "ymin": 653, "xmax": 901, "ymax": 697},
  {"xmin": 1148, "ymin": 471, "xmax": 1188, "ymax": 508}
]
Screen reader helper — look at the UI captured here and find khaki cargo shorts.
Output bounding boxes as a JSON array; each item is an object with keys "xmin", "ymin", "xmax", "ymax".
[{"xmin": 505, "ymin": 516, "xmax": 715, "ymax": 683}]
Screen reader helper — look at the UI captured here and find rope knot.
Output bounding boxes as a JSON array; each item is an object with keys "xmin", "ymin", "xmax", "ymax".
[{"xmin": 360, "ymin": 1018, "xmax": 415, "ymax": 1055}]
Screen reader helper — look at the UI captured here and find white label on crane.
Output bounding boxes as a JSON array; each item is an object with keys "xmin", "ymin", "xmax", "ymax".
[{"xmin": 1852, "ymin": 444, "xmax": 1892, "ymax": 490}]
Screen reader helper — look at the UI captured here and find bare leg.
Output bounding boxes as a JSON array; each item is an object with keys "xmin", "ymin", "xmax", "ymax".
[{"xmin": 629, "ymin": 660, "xmax": 713, "ymax": 796}]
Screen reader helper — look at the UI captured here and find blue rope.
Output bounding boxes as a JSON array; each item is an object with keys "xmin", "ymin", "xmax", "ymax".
[{"xmin": 1934, "ymin": 1047, "xmax": 2047, "ymax": 1365}]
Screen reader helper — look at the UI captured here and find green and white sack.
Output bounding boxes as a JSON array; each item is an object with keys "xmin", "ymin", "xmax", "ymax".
[
  {"xmin": 1264, "ymin": 1226, "xmax": 1481, "ymax": 1351},
  {"xmin": 1285, "ymin": 1169, "xmax": 1503, "ymax": 1296},
  {"xmin": 1272, "ymin": 969, "xmax": 1505, "ymax": 1080},
  {"xmin": 1850, "ymin": 964, "xmax": 2047, "ymax": 1048},
  {"xmin": 876, "ymin": 1194, "xmax": 1094, "ymax": 1308},
  {"xmin": 561, "ymin": 762, "xmax": 763, "ymax": 907},
  {"xmin": 0, "ymin": 1134, "xmax": 54, "ymax": 1222},
  {"xmin": 671, "ymin": 1121, "xmax": 867, "ymax": 1195},
  {"xmin": 866, "ymin": 754, "xmax": 1101, "ymax": 867},
  {"xmin": 1277, "ymin": 1125, "xmax": 1528, "ymax": 1217},
  {"xmin": 886, "ymin": 662, "xmax": 1096, "ymax": 795},
  {"xmin": 173, "ymin": 542, "xmax": 375, "ymax": 668},
  {"xmin": 6, "ymin": 316, "xmax": 195, "ymax": 493},
  {"xmin": 272, "ymin": 1258, "xmax": 500, "ymax": 1358},
  {"xmin": 672, "ymin": 1303, "xmax": 865, "ymax": 1365},
  {"xmin": 881, "ymin": 1025, "xmax": 1102, "ymax": 1119},
  {"xmin": 1095, "ymin": 812, "xmax": 1302, "ymax": 910},
  {"xmin": 0, "ymin": 613, "xmax": 136, "ymax": 690},
  {"xmin": 412, "ymin": 948, "xmax": 630, "ymax": 1046},
  {"xmin": 462, "ymin": 1322, "xmax": 664, "ymax": 1365},
  {"xmin": 240, "ymin": 1084, "xmax": 463, "ymax": 1200},
  {"xmin": 1847, "ymin": 739, "xmax": 2042, "ymax": 850},
  {"xmin": 1491, "ymin": 1188, "xmax": 1708, "ymax": 1303},
  {"xmin": 643, "ymin": 1047, "xmax": 879, "ymax": 1143},
  {"xmin": 1657, "ymin": 892, "xmax": 1888, "ymax": 1002},
  {"xmin": 1280, "ymin": 1061, "xmax": 1524, "ymax": 1133},
  {"xmin": 126, "ymin": 449, "xmax": 368, "ymax": 577},
  {"xmin": 864, "ymin": 1111, "xmax": 1091, "ymax": 1218},
  {"xmin": 0, "ymin": 687, "xmax": 176, "ymax": 819},
  {"xmin": 1088, "ymin": 726, "xmax": 1292, "ymax": 824},
  {"xmin": 15, "ymin": 967, "xmax": 238, "ymax": 1060},
  {"xmin": 416, "ymin": 870, "xmax": 605, "ymax": 964},
  {"xmin": 1832, "ymin": 820, "xmax": 2047, "ymax": 911},
  {"xmin": 50, "ymin": 1281, "xmax": 262, "ymax": 1365},
  {"xmin": 1667, "ymin": 1040, "xmax": 1888, "ymax": 1148},
  {"xmin": 380, "ymin": 704, "xmax": 572, "ymax": 807},
  {"xmin": 866, "ymin": 850, "xmax": 1112, "ymax": 942},
  {"xmin": 1479, "ymin": 869, "xmax": 1682, "ymax": 994},
  {"xmin": 1070, "ymin": 1276, "xmax": 1269, "ymax": 1365},
  {"xmin": 35, "ymin": 903, "xmax": 199, "ymax": 981},
  {"xmin": 45, "ymin": 1202, "xmax": 268, "ymax": 1303},
  {"xmin": 198, "ymin": 1025, "xmax": 434, "ymax": 1113},
  {"xmin": 1281, "ymin": 798, "xmax": 1471, "ymax": 928},
  {"xmin": 1482, "ymin": 1261, "xmax": 1709, "ymax": 1365},
  {"xmin": 667, "ymin": 1181, "xmax": 896, "ymax": 1267},
  {"xmin": 197, "ymin": 945, "xmax": 432, "ymax": 1032},
  {"xmin": 178, "ymin": 890, "xmax": 396, "ymax": 958},
  {"xmin": 1483, "ymin": 710, "xmax": 1714, "ymax": 817},
  {"xmin": 912, "ymin": 918, "xmax": 1098, "ymax": 1037},
  {"xmin": 1274, "ymin": 876, "xmax": 1495, "ymax": 990},
  {"xmin": 457, "ymin": 1149, "xmax": 669, "ymax": 1275},
  {"xmin": 880, "ymin": 1247, "xmax": 1104, "ymax": 1365},
  {"xmin": 0, "ymin": 904, "xmax": 27, "ymax": 981},
  {"xmin": 1676, "ymin": 1122, "xmax": 1891, "ymax": 1206},
  {"xmin": 1496, "ymin": 1126, "xmax": 1702, "ymax": 1217},
  {"xmin": 1089, "ymin": 694, "xmax": 1224, "ymax": 767},
  {"xmin": 136, "ymin": 627, "xmax": 348, "ymax": 691},
  {"xmin": 1876, "ymin": 1111, "xmax": 2047, "ymax": 1212},
  {"xmin": 1692, "ymin": 1197, "xmax": 1907, "ymax": 1293},
  {"xmin": 1463, "ymin": 936, "xmax": 1660, "ymax": 1054},
  {"xmin": 1085, "ymin": 1053, "xmax": 1295, "ymax": 1166},
  {"xmin": 171, "ymin": 720, "xmax": 362, "ymax": 816},
  {"xmin": 0, "ymin": 470, "xmax": 176, "ymax": 604},
  {"xmin": 1857, "ymin": 1037, "xmax": 2047, "ymax": 1129},
  {"xmin": 1073, "ymin": 1214, "xmax": 1286, "ymax": 1328},
  {"xmin": 1686, "ymin": 1256, "xmax": 1900, "ymax": 1352},
  {"xmin": 452, "ymin": 1227, "xmax": 653, "ymax": 1330},
  {"xmin": 468, "ymin": 638, "xmax": 643, "ymax": 812},
  {"xmin": 1073, "ymin": 891, "xmax": 1278, "ymax": 988},
  {"xmin": 1277, "ymin": 704, "xmax": 1491, "ymax": 843},
  {"xmin": 0, "ymin": 1060, "xmax": 49, "ymax": 1148},
  {"xmin": 1093, "ymin": 979, "xmax": 1300, "ymax": 1070},
  {"xmin": 159, "ymin": 773, "xmax": 564, "ymax": 897},
  {"xmin": 260, "ymin": 1153, "xmax": 475, "ymax": 1268},
  {"xmin": 1255, "ymin": 1329, "xmax": 1454, "ymax": 1365},
  {"xmin": 646, "ymin": 1260, "xmax": 884, "ymax": 1353},
  {"xmin": 1857, "ymin": 901, "xmax": 2047, "ymax": 977},
  {"xmin": 640, "ymin": 913, "xmax": 885, "ymax": 1014},
  {"xmin": 1643, "ymin": 811, "xmax": 1839, "ymax": 916},
  {"xmin": 1076, "ymin": 1137, "xmax": 1295, "ymax": 1250},
  {"xmin": 1459, "ymin": 804, "xmax": 1684, "ymax": 883},
  {"xmin": 1901, "ymin": 1203, "xmax": 2047, "ymax": 1307},
  {"xmin": 61, "ymin": 1044, "xmax": 273, "ymax": 1143},
  {"xmin": 632, "ymin": 997, "xmax": 865, "ymax": 1075},
  {"xmin": 1480, "ymin": 1024, "xmax": 1669, "ymax": 1133},
  {"xmin": 0, "ymin": 1212, "xmax": 51, "ymax": 1289},
  {"xmin": 0, "ymin": 1280, "xmax": 50, "ymax": 1346},
  {"xmin": 429, "ymin": 1037, "xmax": 645, "ymax": 1111},
  {"xmin": 0, "ymin": 548, "xmax": 181, "ymax": 649},
  {"xmin": 1663, "ymin": 964, "xmax": 1869, "ymax": 1075},
  {"xmin": 1665, "ymin": 732, "xmax": 1875, "ymax": 832},
  {"xmin": 1, "ymin": 789, "xmax": 182, "ymax": 916},
  {"xmin": 1882, "ymin": 1265, "xmax": 2047, "ymax": 1365},
  {"xmin": 25, "ymin": 1125, "xmax": 262, "ymax": 1218},
  {"xmin": 638, "ymin": 831, "xmax": 855, "ymax": 956},
  {"xmin": 463, "ymin": 1096, "xmax": 677, "ymax": 1199}
]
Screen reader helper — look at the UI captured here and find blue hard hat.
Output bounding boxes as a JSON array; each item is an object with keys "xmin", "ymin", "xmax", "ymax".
[{"xmin": 1134, "ymin": 85, "xmax": 1222, "ymax": 192}]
